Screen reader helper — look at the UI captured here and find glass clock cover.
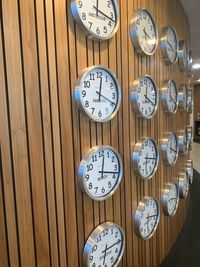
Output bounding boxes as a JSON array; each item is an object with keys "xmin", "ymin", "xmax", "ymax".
[
  {"xmin": 130, "ymin": 8, "xmax": 158, "ymax": 56},
  {"xmin": 83, "ymin": 221, "xmax": 125, "ymax": 267},
  {"xmin": 134, "ymin": 197, "xmax": 160, "ymax": 240},
  {"xmin": 162, "ymin": 183, "xmax": 179, "ymax": 216},
  {"xmin": 178, "ymin": 40, "xmax": 189, "ymax": 72},
  {"xmin": 78, "ymin": 146, "xmax": 123, "ymax": 201},
  {"xmin": 70, "ymin": 0, "xmax": 120, "ymax": 40},
  {"xmin": 161, "ymin": 79, "xmax": 178, "ymax": 115},
  {"xmin": 161, "ymin": 132, "xmax": 179, "ymax": 166},
  {"xmin": 74, "ymin": 65, "xmax": 121, "ymax": 122},
  {"xmin": 178, "ymin": 171, "xmax": 189, "ymax": 199}
]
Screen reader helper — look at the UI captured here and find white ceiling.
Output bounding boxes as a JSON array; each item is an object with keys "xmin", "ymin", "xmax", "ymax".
[{"xmin": 180, "ymin": 0, "xmax": 200, "ymax": 80}]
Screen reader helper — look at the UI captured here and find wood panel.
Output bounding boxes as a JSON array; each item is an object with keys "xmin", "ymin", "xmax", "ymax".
[{"xmin": 0, "ymin": 0, "xmax": 190, "ymax": 266}]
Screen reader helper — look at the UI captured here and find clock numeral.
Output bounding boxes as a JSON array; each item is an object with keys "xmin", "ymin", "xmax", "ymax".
[
  {"xmin": 87, "ymin": 164, "xmax": 93, "ymax": 172},
  {"xmin": 111, "ymin": 156, "xmax": 115, "ymax": 162},
  {"xmin": 98, "ymin": 150, "xmax": 104, "ymax": 158},
  {"xmin": 98, "ymin": 110, "xmax": 102, "ymax": 117},
  {"xmin": 84, "ymin": 81, "xmax": 90, "ymax": 88},
  {"xmin": 97, "ymin": 71, "xmax": 102, "ymax": 78},
  {"xmin": 88, "ymin": 22, "xmax": 93, "ymax": 29},
  {"xmin": 108, "ymin": 181, "xmax": 112, "ymax": 188},
  {"xmin": 110, "ymin": 256, "xmax": 114, "ymax": 263},
  {"xmin": 104, "ymin": 26, "xmax": 108, "ymax": 34},
  {"xmin": 89, "ymin": 73, "xmax": 95, "ymax": 80},
  {"xmin": 94, "ymin": 187, "xmax": 98, "ymax": 194},
  {"xmin": 89, "ymin": 183, "xmax": 93, "ymax": 190},
  {"xmin": 112, "ymin": 93, "xmax": 116, "ymax": 99},
  {"xmin": 82, "ymin": 12, "xmax": 86, "ymax": 20},
  {"xmin": 107, "ymin": 0, "xmax": 111, "ymax": 8},
  {"xmin": 85, "ymin": 101, "xmax": 89, "ymax": 108},
  {"xmin": 92, "ymin": 245, "xmax": 98, "ymax": 253},
  {"xmin": 89, "ymin": 255, "xmax": 93, "ymax": 263},
  {"xmin": 110, "ymin": 12, "xmax": 114, "ymax": 20},
  {"xmin": 85, "ymin": 174, "xmax": 89, "ymax": 181},
  {"xmin": 101, "ymin": 187, "xmax": 105, "ymax": 194},
  {"xmin": 108, "ymin": 21, "xmax": 112, "ymax": 27},
  {"xmin": 96, "ymin": 27, "xmax": 100, "ymax": 35},
  {"xmin": 110, "ymin": 82, "xmax": 114, "ymax": 89},
  {"xmin": 91, "ymin": 107, "xmax": 95, "ymax": 114},
  {"xmin": 105, "ymin": 108, "xmax": 109, "ymax": 114},
  {"xmin": 82, "ymin": 90, "xmax": 86, "ymax": 98},
  {"xmin": 78, "ymin": 0, "xmax": 82, "ymax": 8},
  {"xmin": 96, "ymin": 235, "xmax": 102, "ymax": 243},
  {"xmin": 92, "ymin": 155, "xmax": 97, "ymax": 162},
  {"xmin": 103, "ymin": 229, "xmax": 109, "ymax": 236}
]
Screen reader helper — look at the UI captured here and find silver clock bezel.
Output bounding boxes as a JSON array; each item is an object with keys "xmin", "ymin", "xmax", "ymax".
[
  {"xmin": 74, "ymin": 65, "xmax": 121, "ymax": 122},
  {"xmin": 161, "ymin": 79, "xmax": 179, "ymax": 115},
  {"xmin": 185, "ymin": 160, "xmax": 193, "ymax": 185},
  {"xmin": 178, "ymin": 84, "xmax": 188, "ymax": 112},
  {"xmin": 78, "ymin": 145, "xmax": 123, "ymax": 201},
  {"xmin": 178, "ymin": 171, "xmax": 189, "ymax": 199},
  {"xmin": 129, "ymin": 8, "xmax": 159, "ymax": 56},
  {"xmin": 160, "ymin": 26, "xmax": 179, "ymax": 64},
  {"xmin": 132, "ymin": 137, "xmax": 159, "ymax": 180},
  {"xmin": 70, "ymin": 0, "xmax": 120, "ymax": 41},
  {"xmin": 178, "ymin": 40, "xmax": 189, "ymax": 72},
  {"xmin": 178, "ymin": 129, "xmax": 188, "ymax": 156},
  {"xmin": 131, "ymin": 75, "xmax": 159, "ymax": 119},
  {"xmin": 161, "ymin": 132, "xmax": 179, "ymax": 166},
  {"xmin": 83, "ymin": 221, "xmax": 125, "ymax": 267},
  {"xmin": 134, "ymin": 196, "xmax": 160, "ymax": 240},
  {"xmin": 162, "ymin": 183, "xmax": 179, "ymax": 217}
]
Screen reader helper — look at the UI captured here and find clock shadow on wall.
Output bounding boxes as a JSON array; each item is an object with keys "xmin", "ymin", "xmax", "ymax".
[{"xmin": 160, "ymin": 170, "xmax": 200, "ymax": 267}]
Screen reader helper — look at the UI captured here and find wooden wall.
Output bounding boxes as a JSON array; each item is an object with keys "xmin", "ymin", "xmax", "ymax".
[{"xmin": 0, "ymin": 0, "xmax": 190, "ymax": 266}]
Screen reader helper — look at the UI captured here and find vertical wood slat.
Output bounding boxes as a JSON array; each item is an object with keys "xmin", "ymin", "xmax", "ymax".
[{"xmin": 0, "ymin": 0, "xmax": 191, "ymax": 266}]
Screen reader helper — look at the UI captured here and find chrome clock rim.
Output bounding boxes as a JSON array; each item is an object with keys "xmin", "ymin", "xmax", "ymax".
[
  {"xmin": 162, "ymin": 183, "xmax": 179, "ymax": 216},
  {"xmin": 160, "ymin": 79, "xmax": 178, "ymax": 115},
  {"xmin": 161, "ymin": 132, "xmax": 179, "ymax": 166}
]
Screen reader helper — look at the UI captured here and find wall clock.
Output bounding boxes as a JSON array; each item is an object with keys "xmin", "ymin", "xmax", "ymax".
[
  {"xmin": 130, "ymin": 8, "xmax": 158, "ymax": 56},
  {"xmin": 132, "ymin": 137, "xmax": 159, "ymax": 180},
  {"xmin": 161, "ymin": 79, "xmax": 178, "ymax": 115},
  {"xmin": 162, "ymin": 183, "xmax": 179, "ymax": 216},
  {"xmin": 178, "ymin": 84, "xmax": 188, "ymax": 112},
  {"xmin": 178, "ymin": 170, "xmax": 189, "ymax": 199},
  {"xmin": 70, "ymin": 0, "xmax": 120, "ymax": 40},
  {"xmin": 178, "ymin": 129, "xmax": 188, "ymax": 156},
  {"xmin": 160, "ymin": 26, "xmax": 179, "ymax": 64},
  {"xmin": 178, "ymin": 40, "xmax": 189, "ymax": 72},
  {"xmin": 185, "ymin": 160, "xmax": 193, "ymax": 185},
  {"xmin": 186, "ymin": 125, "xmax": 193, "ymax": 150},
  {"xmin": 78, "ymin": 146, "xmax": 123, "ymax": 201},
  {"xmin": 74, "ymin": 66, "xmax": 121, "ymax": 122},
  {"xmin": 134, "ymin": 197, "xmax": 160, "ymax": 240},
  {"xmin": 83, "ymin": 221, "xmax": 125, "ymax": 267},
  {"xmin": 131, "ymin": 75, "xmax": 159, "ymax": 119},
  {"xmin": 161, "ymin": 132, "xmax": 178, "ymax": 166}
]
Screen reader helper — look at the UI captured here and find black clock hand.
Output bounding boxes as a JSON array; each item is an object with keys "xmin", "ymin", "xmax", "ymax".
[
  {"xmin": 145, "ymin": 157, "xmax": 156, "ymax": 160},
  {"xmin": 102, "ymin": 244, "xmax": 108, "ymax": 265},
  {"xmin": 168, "ymin": 197, "xmax": 177, "ymax": 202},
  {"xmin": 170, "ymin": 147, "xmax": 176, "ymax": 153},
  {"xmin": 170, "ymin": 95, "xmax": 176, "ymax": 104},
  {"xmin": 143, "ymin": 28, "xmax": 151, "ymax": 40},
  {"xmin": 98, "ymin": 77, "xmax": 103, "ymax": 101},
  {"xmin": 167, "ymin": 41, "xmax": 176, "ymax": 54},
  {"xmin": 96, "ymin": 0, "xmax": 99, "ymax": 16},
  {"xmin": 93, "ymin": 6, "xmax": 115, "ymax": 22},
  {"xmin": 95, "ymin": 91, "xmax": 116, "ymax": 106},
  {"xmin": 98, "ymin": 171, "xmax": 119, "ymax": 174},
  {"xmin": 144, "ymin": 95, "xmax": 155, "ymax": 106},
  {"xmin": 147, "ymin": 213, "xmax": 150, "ymax": 232},
  {"xmin": 146, "ymin": 214, "xmax": 157, "ymax": 219},
  {"xmin": 101, "ymin": 156, "xmax": 105, "ymax": 179},
  {"xmin": 101, "ymin": 239, "xmax": 121, "ymax": 254}
]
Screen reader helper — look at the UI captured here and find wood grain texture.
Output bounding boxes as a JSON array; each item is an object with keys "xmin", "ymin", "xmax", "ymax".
[{"xmin": 0, "ymin": 0, "xmax": 190, "ymax": 266}]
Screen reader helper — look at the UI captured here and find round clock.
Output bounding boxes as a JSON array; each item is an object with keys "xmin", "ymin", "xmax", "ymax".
[
  {"xmin": 162, "ymin": 183, "xmax": 179, "ymax": 216},
  {"xmin": 186, "ymin": 125, "xmax": 193, "ymax": 150},
  {"xmin": 161, "ymin": 132, "xmax": 179, "ymax": 166},
  {"xmin": 134, "ymin": 197, "xmax": 160, "ymax": 240},
  {"xmin": 83, "ymin": 221, "xmax": 125, "ymax": 267},
  {"xmin": 178, "ymin": 40, "xmax": 189, "ymax": 72},
  {"xmin": 178, "ymin": 84, "xmax": 188, "ymax": 112},
  {"xmin": 130, "ymin": 8, "xmax": 158, "ymax": 56},
  {"xmin": 74, "ymin": 66, "xmax": 121, "ymax": 122},
  {"xmin": 178, "ymin": 129, "xmax": 188, "ymax": 156},
  {"xmin": 131, "ymin": 75, "xmax": 159, "ymax": 119},
  {"xmin": 160, "ymin": 26, "xmax": 179, "ymax": 64},
  {"xmin": 178, "ymin": 170, "xmax": 189, "ymax": 199},
  {"xmin": 70, "ymin": 0, "xmax": 120, "ymax": 40},
  {"xmin": 132, "ymin": 137, "xmax": 159, "ymax": 180},
  {"xmin": 78, "ymin": 146, "xmax": 123, "ymax": 201},
  {"xmin": 161, "ymin": 79, "xmax": 179, "ymax": 115},
  {"xmin": 185, "ymin": 160, "xmax": 193, "ymax": 185}
]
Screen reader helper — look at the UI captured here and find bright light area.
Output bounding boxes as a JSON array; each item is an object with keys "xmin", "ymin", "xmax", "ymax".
[
  {"xmin": 192, "ymin": 63, "xmax": 200, "ymax": 69},
  {"xmin": 197, "ymin": 79, "xmax": 200, "ymax": 82}
]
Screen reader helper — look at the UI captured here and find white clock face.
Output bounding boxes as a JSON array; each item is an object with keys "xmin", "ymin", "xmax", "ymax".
[
  {"xmin": 83, "ymin": 222, "xmax": 125, "ymax": 267},
  {"xmin": 166, "ymin": 133, "xmax": 178, "ymax": 165},
  {"xmin": 71, "ymin": 0, "xmax": 119, "ymax": 40},
  {"xmin": 179, "ymin": 85, "xmax": 188, "ymax": 112},
  {"xmin": 74, "ymin": 66, "xmax": 121, "ymax": 122},
  {"xmin": 134, "ymin": 197, "xmax": 160, "ymax": 239},
  {"xmin": 130, "ymin": 9, "xmax": 158, "ymax": 55},
  {"xmin": 78, "ymin": 146, "xmax": 123, "ymax": 201},
  {"xmin": 164, "ymin": 27, "xmax": 178, "ymax": 64},
  {"xmin": 163, "ymin": 183, "xmax": 179, "ymax": 216},
  {"xmin": 178, "ymin": 171, "xmax": 189, "ymax": 199},
  {"xmin": 178, "ymin": 41, "xmax": 189, "ymax": 71},
  {"xmin": 166, "ymin": 80, "xmax": 178, "ymax": 113},
  {"xmin": 131, "ymin": 75, "xmax": 158, "ymax": 119},
  {"xmin": 132, "ymin": 138, "xmax": 159, "ymax": 179}
]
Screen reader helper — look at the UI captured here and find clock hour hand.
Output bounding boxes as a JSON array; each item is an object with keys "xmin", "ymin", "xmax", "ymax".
[
  {"xmin": 96, "ymin": 91, "xmax": 116, "ymax": 106},
  {"xmin": 145, "ymin": 157, "xmax": 156, "ymax": 160},
  {"xmin": 170, "ymin": 95, "xmax": 176, "ymax": 104},
  {"xmin": 143, "ymin": 28, "xmax": 151, "ymax": 40},
  {"xmin": 146, "ymin": 214, "xmax": 157, "ymax": 219},
  {"xmin": 98, "ymin": 171, "xmax": 119, "ymax": 174},
  {"xmin": 170, "ymin": 147, "xmax": 176, "ymax": 153},
  {"xmin": 167, "ymin": 41, "xmax": 176, "ymax": 54},
  {"xmin": 93, "ymin": 6, "xmax": 115, "ymax": 23}
]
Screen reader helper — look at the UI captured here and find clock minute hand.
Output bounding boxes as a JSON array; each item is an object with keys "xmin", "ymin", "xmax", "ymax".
[
  {"xmin": 170, "ymin": 147, "xmax": 176, "ymax": 153},
  {"xmin": 144, "ymin": 95, "xmax": 155, "ymax": 106},
  {"xmin": 145, "ymin": 157, "xmax": 156, "ymax": 160},
  {"xmin": 143, "ymin": 28, "xmax": 151, "ymax": 40},
  {"xmin": 167, "ymin": 41, "xmax": 175, "ymax": 53},
  {"xmin": 96, "ymin": 91, "xmax": 116, "ymax": 106},
  {"xmin": 93, "ymin": 6, "xmax": 115, "ymax": 23},
  {"xmin": 101, "ymin": 239, "xmax": 121, "ymax": 254}
]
